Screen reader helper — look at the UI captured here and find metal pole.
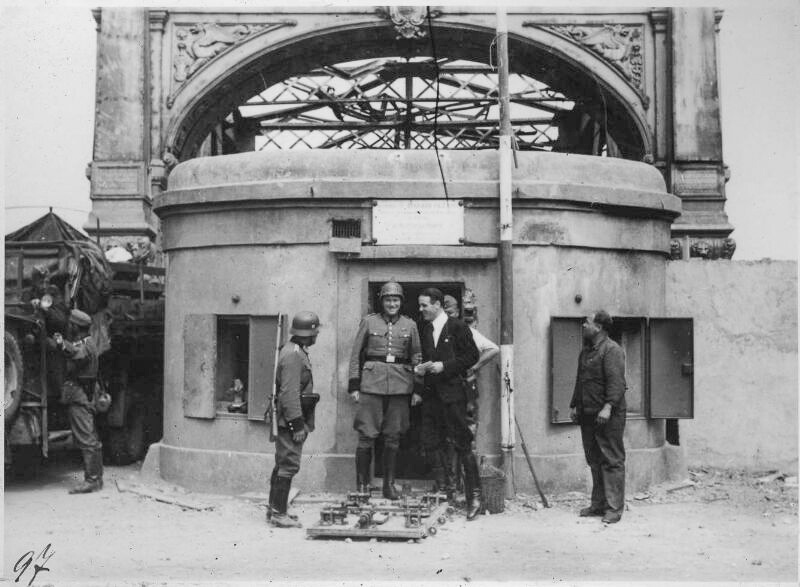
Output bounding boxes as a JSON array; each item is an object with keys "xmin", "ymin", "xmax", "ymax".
[{"xmin": 496, "ymin": 6, "xmax": 516, "ymax": 498}]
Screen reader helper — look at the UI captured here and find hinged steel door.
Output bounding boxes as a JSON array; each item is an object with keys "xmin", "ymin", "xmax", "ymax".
[
  {"xmin": 648, "ymin": 318, "xmax": 694, "ymax": 418},
  {"xmin": 550, "ymin": 317, "xmax": 582, "ymax": 424}
]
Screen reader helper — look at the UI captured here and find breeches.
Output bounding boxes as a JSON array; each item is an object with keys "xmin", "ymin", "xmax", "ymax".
[
  {"xmin": 420, "ymin": 393, "xmax": 472, "ymax": 456},
  {"xmin": 353, "ymin": 393, "xmax": 410, "ymax": 450},
  {"xmin": 274, "ymin": 427, "xmax": 305, "ymax": 478}
]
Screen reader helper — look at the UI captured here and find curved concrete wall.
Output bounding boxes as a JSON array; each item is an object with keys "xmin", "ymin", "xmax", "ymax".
[{"xmin": 153, "ymin": 150, "xmax": 684, "ymax": 494}]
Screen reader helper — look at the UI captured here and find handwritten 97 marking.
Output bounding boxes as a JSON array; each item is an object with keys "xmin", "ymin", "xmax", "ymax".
[{"xmin": 14, "ymin": 544, "xmax": 54, "ymax": 586}]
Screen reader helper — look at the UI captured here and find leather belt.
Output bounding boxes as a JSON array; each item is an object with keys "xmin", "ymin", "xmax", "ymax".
[{"xmin": 366, "ymin": 356, "xmax": 410, "ymax": 364}]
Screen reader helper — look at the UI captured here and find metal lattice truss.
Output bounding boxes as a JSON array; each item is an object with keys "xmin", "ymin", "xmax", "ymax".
[{"xmin": 231, "ymin": 57, "xmax": 577, "ymax": 150}]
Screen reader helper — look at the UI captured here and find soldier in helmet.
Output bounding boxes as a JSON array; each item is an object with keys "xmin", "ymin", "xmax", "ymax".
[
  {"xmin": 267, "ymin": 310, "xmax": 321, "ymax": 528},
  {"xmin": 53, "ymin": 309, "xmax": 104, "ymax": 494},
  {"xmin": 348, "ymin": 281, "xmax": 422, "ymax": 499}
]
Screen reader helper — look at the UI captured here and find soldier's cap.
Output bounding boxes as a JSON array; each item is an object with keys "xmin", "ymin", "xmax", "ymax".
[
  {"xmin": 69, "ymin": 309, "xmax": 92, "ymax": 327},
  {"xmin": 443, "ymin": 295, "xmax": 459, "ymax": 311}
]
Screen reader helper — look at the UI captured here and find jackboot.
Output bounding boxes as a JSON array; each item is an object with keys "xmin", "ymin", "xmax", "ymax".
[
  {"xmin": 462, "ymin": 452, "xmax": 482, "ymax": 521},
  {"xmin": 382, "ymin": 447, "xmax": 400, "ymax": 500},
  {"xmin": 69, "ymin": 448, "xmax": 103, "ymax": 494},
  {"xmin": 355, "ymin": 447, "xmax": 372, "ymax": 493},
  {"xmin": 269, "ymin": 476, "xmax": 302, "ymax": 529},
  {"xmin": 268, "ymin": 469, "xmax": 298, "ymax": 522},
  {"xmin": 428, "ymin": 450, "xmax": 447, "ymax": 495},
  {"xmin": 440, "ymin": 448, "xmax": 456, "ymax": 501}
]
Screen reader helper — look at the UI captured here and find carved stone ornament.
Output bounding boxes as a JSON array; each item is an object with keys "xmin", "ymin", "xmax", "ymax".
[
  {"xmin": 669, "ymin": 239, "xmax": 683, "ymax": 260},
  {"xmin": 538, "ymin": 24, "xmax": 644, "ymax": 89},
  {"xmin": 685, "ymin": 237, "xmax": 736, "ymax": 260},
  {"xmin": 376, "ymin": 6, "xmax": 440, "ymax": 39},
  {"xmin": 167, "ymin": 20, "xmax": 296, "ymax": 108}
]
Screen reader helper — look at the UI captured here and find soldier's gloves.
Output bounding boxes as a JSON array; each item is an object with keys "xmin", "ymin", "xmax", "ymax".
[
  {"xmin": 292, "ymin": 428, "xmax": 307, "ymax": 443},
  {"xmin": 348, "ymin": 378, "xmax": 361, "ymax": 394}
]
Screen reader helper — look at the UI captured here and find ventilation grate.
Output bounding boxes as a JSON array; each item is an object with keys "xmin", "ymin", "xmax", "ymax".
[{"xmin": 332, "ymin": 219, "xmax": 361, "ymax": 238}]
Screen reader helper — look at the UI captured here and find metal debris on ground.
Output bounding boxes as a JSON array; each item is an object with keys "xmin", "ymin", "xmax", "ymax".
[
  {"xmin": 307, "ymin": 490, "xmax": 453, "ymax": 540},
  {"xmin": 115, "ymin": 479, "xmax": 215, "ymax": 511}
]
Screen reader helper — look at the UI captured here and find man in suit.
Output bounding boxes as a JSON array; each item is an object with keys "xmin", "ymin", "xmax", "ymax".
[{"xmin": 415, "ymin": 288, "xmax": 482, "ymax": 520}]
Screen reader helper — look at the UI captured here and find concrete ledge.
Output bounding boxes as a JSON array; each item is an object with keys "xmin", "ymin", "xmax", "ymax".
[
  {"xmin": 146, "ymin": 441, "xmax": 686, "ymax": 496},
  {"xmin": 348, "ymin": 245, "xmax": 498, "ymax": 261}
]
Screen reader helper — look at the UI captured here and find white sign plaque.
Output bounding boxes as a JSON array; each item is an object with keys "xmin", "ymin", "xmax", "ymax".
[{"xmin": 372, "ymin": 200, "xmax": 464, "ymax": 245}]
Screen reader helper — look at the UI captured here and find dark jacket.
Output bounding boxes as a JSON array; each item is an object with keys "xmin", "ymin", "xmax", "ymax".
[
  {"xmin": 421, "ymin": 315, "xmax": 480, "ymax": 404},
  {"xmin": 570, "ymin": 333, "xmax": 627, "ymax": 413}
]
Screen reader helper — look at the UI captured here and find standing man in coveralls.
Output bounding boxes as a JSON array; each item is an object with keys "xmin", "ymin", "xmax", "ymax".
[
  {"xmin": 268, "ymin": 311, "xmax": 320, "ymax": 529},
  {"xmin": 416, "ymin": 287, "xmax": 482, "ymax": 520},
  {"xmin": 569, "ymin": 311, "xmax": 628, "ymax": 524},
  {"xmin": 55, "ymin": 309, "xmax": 104, "ymax": 494},
  {"xmin": 348, "ymin": 281, "xmax": 422, "ymax": 499}
]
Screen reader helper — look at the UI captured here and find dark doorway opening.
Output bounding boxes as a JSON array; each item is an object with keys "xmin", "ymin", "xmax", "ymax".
[{"xmin": 368, "ymin": 281, "xmax": 464, "ymax": 481}]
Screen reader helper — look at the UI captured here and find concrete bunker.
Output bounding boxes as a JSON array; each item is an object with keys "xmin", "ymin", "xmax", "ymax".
[{"xmin": 150, "ymin": 148, "xmax": 689, "ymax": 495}]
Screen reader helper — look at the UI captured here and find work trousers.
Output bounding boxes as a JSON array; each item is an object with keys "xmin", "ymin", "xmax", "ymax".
[
  {"xmin": 353, "ymin": 393, "xmax": 410, "ymax": 450},
  {"xmin": 580, "ymin": 409, "xmax": 626, "ymax": 513},
  {"xmin": 274, "ymin": 427, "xmax": 305, "ymax": 478},
  {"xmin": 421, "ymin": 392, "xmax": 472, "ymax": 457}
]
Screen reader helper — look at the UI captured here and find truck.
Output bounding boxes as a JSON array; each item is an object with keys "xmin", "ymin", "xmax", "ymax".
[{"xmin": 4, "ymin": 212, "xmax": 164, "ymax": 470}]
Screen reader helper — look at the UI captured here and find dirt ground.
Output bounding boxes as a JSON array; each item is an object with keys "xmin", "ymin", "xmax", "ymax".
[{"xmin": 3, "ymin": 448, "xmax": 797, "ymax": 586}]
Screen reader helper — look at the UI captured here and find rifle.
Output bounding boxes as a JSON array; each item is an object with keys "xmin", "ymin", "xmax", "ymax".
[{"xmin": 269, "ymin": 316, "xmax": 283, "ymax": 441}]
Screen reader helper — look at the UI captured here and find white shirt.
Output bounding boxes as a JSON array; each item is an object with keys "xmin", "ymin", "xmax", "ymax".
[
  {"xmin": 432, "ymin": 311, "xmax": 448, "ymax": 347},
  {"xmin": 470, "ymin": 326, "xmax": 498, "ymax": 354}
]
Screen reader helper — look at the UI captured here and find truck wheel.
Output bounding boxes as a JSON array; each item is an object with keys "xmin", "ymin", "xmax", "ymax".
[{"xmin": 4, "ymin": 330, "xmax": 23, "ymax": 422}]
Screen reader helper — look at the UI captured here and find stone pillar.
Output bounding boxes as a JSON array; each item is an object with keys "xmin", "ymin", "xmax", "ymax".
[
  {"xmin": 668, "ymin": 8, "xmax": 734, "ymax": 257},
  {"xmin": 149, "ymin": 10, "xmax": 169, "ymax": 202},
  {"xmin": 86, "ymin": 8, "xmax": 156, "ymax": 242}
]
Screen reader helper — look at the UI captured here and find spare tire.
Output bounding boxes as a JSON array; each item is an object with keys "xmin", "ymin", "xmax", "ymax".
[{"xmin": 4, "ymin": 330, "xmax": 24, "ymax": 422}]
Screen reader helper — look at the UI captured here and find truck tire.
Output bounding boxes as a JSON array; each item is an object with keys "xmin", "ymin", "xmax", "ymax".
[{"xmin": 4, "ymin": 330, "xmax": 23, "ymax": 422}]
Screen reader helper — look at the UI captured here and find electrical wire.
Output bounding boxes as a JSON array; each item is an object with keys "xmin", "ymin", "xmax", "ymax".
[{"xmin": 426, "ymin": 6, "xmax": 449, "ymax": 199}]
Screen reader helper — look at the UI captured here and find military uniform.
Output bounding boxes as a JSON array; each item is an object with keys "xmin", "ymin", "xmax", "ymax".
[
  {"xmin": 59, "ymin": 316, "xmax": 104, "ymax": 493},
  {"xmin": 348, "ymin": 311, "xmax": 421, "ymax": 498},
  {"xmin": 267, "ymin": 310, "xmax": 320, "ymax": 528},
  {"xmin": 273, "ymin": 341, "xmax": 315, "ymax": 478}
]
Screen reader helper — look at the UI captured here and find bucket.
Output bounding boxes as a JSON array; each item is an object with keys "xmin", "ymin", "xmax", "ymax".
[{"xmin": 479, "ymin": 461, "xmax": 506, "ymax": 514}]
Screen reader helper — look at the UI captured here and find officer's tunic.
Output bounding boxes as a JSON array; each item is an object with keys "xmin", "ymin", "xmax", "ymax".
[
  {"xmin": 347, "ymin": 313, "xmax": 421, "ymax": 448},
  {"xmin": 273, "ymin": 342, "xmax": 314, "ymax": 478}
]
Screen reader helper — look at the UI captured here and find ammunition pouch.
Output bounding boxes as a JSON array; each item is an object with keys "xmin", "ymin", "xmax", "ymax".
[
  {"xmin": 300, "ymin": 393, "xmax": 320, "ymax": 417},
  {"xmin": 300, "ymin": 393, "xmax": 320, "ymax": 431}
]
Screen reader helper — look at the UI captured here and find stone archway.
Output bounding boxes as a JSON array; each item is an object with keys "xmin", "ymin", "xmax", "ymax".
[{"xmin": 164, "ymin": 20, "xmax": 652, "ymax": 163}]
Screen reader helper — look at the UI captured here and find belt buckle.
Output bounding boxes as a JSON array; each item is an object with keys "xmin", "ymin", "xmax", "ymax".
[{"xmin": 385, "ymin": 354, "xmax": 395, "ymax": 363}]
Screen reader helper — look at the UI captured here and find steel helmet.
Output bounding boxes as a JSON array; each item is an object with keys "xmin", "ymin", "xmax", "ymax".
[
  {"xmin": 379, "ymin": 281, "xmax": 404, "ymax": 301},
  {"xmin": 290, "ymin": 311, "xmax": 320, "ymax": 336}
]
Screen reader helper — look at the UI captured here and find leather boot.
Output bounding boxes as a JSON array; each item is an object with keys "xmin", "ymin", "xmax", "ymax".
[
  {"xmin": 268, "ymin": 469, "xmax": 298, "ymax": 522},
  {"xmin": 355, "ymin": 447, "xmax": 372, "ymax": 493},
  {"xmin": 463, "ymin": 453, "xmax": 482, "ymax": 521},
  {"xmin": 269, "ymin": 476, "xmax": 302, "ymax": 529},
  {"xmin": 382, "ymin": 447, "xmax": 400, "ymax": 500},
  {"xmin": 440, "ymin": 448, "xmax": 456, "ymax": 501},
  {"xmin": 69, "ymin": 448, "xmax": 103, "ymax": 494},
  {"xmin": 428, "ymin": 450, "xmax": 447, "ymax": 494}
]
